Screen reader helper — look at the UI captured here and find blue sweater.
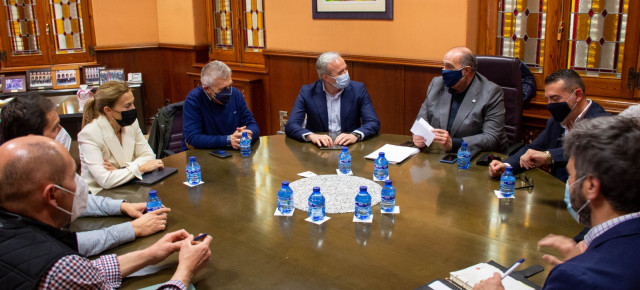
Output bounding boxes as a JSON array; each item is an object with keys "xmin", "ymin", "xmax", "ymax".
[{"xmin": 182, "ymin": 86, "xmax": 259, "ymax": 150}]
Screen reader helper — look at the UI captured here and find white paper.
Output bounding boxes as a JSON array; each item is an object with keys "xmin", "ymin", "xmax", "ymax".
[
  {"xmin": 274, "ymin": 208, "xmax": 294, "ymax": 216},
  {"xmin": 410, "ymin": 118, "xmax": 435, "ymax": 146},
  {"xmin": 353, "ymin": 214, "xmax": 373, "ymax": 223},
  {"xmin": 428, "ymin": 280, "xmax": 454, "ymax": 290},
  {"xmin": 336, "ymin": 169, "xmax": 354, "ymax": 176},
  {"xmin": 183, "ymin": 181, "xmax": 204, "ymax": 187},
  {"xmin": 305, "ymin": 216, "xmax": 331, "ymax": 224},
  {"xmin": 494, "ymin": 190, "xmax": 515, "ymax": 199},
  {"xmin": 297, "ymin": 171, "xmax": 317, "ymax": 178},
  {"xmin": 381, "ymin": 206, "xmax": 400, "ymax": 214},
  {"xmin": 365, "ymin": 144, "xmax": 420, "ymax": 164}
]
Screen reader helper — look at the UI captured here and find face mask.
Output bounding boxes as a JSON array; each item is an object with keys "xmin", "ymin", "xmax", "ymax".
[
  {"xmin": 566, "ymin": 175, "xmax": 591, "ymax": 226},
  {"xmin": 442, "ymin": 68, "xmax": 464, "ymax": 88},
  {"xmin": 547, "ymin": 90, "xmax": 578, "ymax": 122},
  {"xmin": 330, "ymin": 72, "xmax": 350, "ymax": 90},
  {"xmin": 55, "ymin": 127, "xmax": 72, "ymax": 151},
  {"xmin": 214, "ymin": 86, "xmax": 233, "ymax": 104},
  {"xmin": 54, "ymin": 174, "xmax": 89, "ymax": 223},
  {"xmin": 114, "ymin": 108, "xmax": 137, "ymax": 127}
]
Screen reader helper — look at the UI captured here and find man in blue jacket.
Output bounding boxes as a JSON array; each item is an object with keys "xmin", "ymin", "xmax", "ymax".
[
  {"xmin": 489, "ymin": 69, "xmax": 610, "ymax": 182},
  {"xmin": 182, "ymin": 60, "xmax": 259, "ymax": 150},
  {"xmin": 285, "ymin": 52, "xmax": 380, "ymax": 147},
  {"xmin": 475, "ymin": 115, "xmax": 640, "ymax": 289}
]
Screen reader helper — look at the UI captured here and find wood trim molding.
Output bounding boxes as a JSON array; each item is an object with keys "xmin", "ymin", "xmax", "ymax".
[
  {"xmin": 263, "ymin": 49, "xmax": 442, "ymax": 68},
  {"xmin": 95, "ymin": 43, "xmax": 208, "ymax": 51}
]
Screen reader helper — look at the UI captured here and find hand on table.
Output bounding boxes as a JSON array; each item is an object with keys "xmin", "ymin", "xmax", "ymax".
[
  {"xmin": 489, "ymin": 160, "xmax": 507, "ymax": 177},
  {"xmin": 413, "ymin": 135, "xmax": 426, "ymax": 148},
  {"xmin": 519, "ymin": 149, "xmax": 547, "ymax": 170},
  {"xmin": 121, "ymin": 201, "xmax": 146, "ymax": 218},
  {"xmin": 140, "ymin": 159, "xmax": 164, "ymax": 173},
  {"xmin": 334, "ymin": 133, "xmax": 357, "ymax": 146},
  {"xmin": 132, "ymin": 207, "xmax": 171, "ymax": 237},
  {"xmin": 473, "ymin": 272, "xmax": 505, "ymax": 290},
  {"xmin": 538, "ymin": 234, "xmax": 587, "ymax": 266},
  {"xmin": 230, "ymin": 127, "xmax": 248, "ymax": 149},
  {"xmin": 143, "ymin": 229, "xmax": 191, "ymax": 265},
  {"xmin": 431, "ymin": 129, "xmax": 453, "ymax": 151},
  {"xmin": 308, "ymin": 133, "xmax": 334, "ymax": 147},
  {"xmin": 172, "ymin": 233, "xmax": 213, "ymax": 286}
]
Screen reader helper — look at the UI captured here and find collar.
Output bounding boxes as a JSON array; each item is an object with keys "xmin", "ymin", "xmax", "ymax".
[
  {"xmin": 562, "ymin": 99, "xmax": 592, "ymax": 130},
  {"xmin": 584, "ymin": 211, "xmax": 640, "ymax": 247},
  {"xmin": 322, "ymin": 82, "xmax": 344, "ymax": 99}
]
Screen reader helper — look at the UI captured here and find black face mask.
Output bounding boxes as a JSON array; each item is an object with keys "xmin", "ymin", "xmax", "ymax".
[
  {"xmin": 547, "ymin": 90, "xmax": 578, "ymax": 122},
  {"xmin": 114, "ymin": 108, "xmax": 137, "ymax": 127},
  {"xmin": 214, "ymin": 86, "xmax": 233, "ymax": 104}
]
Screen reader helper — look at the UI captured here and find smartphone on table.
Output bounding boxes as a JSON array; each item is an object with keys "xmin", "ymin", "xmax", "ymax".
[
  {"xmin": 210, "ymin": 150, "xmax": 232, "ymax": 158},
  {"xmin": 439, "ymin": 153, "xmax": 458, "ymax": 164}
]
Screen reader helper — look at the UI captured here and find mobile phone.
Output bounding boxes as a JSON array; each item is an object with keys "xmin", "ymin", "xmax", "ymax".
[
  {"xmin": 194, "ymin": 233, "xmax": 208, "ymax": 241},
  {"xmin": 440, "ymin": 153, "xmax": 458, "ymax": 164},
  {"xmin": 209, "ymin": 150, "xmax": 232, "ymax": 158}
]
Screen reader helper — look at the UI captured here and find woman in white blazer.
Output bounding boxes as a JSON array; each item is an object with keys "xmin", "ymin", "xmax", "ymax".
[{"xmin": 79, "ymin": 81, "xmax": 164, "ymax": 194}]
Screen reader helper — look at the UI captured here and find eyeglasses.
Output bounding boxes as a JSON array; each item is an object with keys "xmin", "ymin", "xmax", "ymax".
[{"xmin": 515, "ymin": 174, "xmax": 534, "ymax": 190}]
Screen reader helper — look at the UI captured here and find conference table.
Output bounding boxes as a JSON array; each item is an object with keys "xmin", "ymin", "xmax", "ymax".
[{"xmin": 72, "ymin": 134, "xmax": 582, "ymax": 289}]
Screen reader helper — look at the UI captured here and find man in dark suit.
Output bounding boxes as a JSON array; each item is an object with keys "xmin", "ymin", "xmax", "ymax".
[
  {"xmin": 489, "ymin": 69, "xmax": 610, "ymax": 182},
  {"xmin": 413, "ymin": 47, "xmax": 508, "ymax": 155},
  {"xmin": 284, "ymin": 52, "xmax": 380, "ymax": 147},
  {"xmin": 475, "ymin": 115, "xmax": 640, "ymax": 290}
]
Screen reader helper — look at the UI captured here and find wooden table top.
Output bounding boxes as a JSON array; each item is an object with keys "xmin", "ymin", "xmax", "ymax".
[{"xmin": 72, "ymin": 134, "xmax": 581, "ymax": 289}]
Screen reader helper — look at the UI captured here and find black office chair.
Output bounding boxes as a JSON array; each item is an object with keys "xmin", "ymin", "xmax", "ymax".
[
  {"xmin": 476, "ymin": 55, "xmax": 525, "ymax": 155},
  {"xmin": 147, "ymin": 101, "xmax": 184, "ymax": 158}
]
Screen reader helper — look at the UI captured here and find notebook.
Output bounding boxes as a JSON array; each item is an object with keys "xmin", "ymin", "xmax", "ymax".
[
  {"xmin": 448, "ymin": 262, "xmax": 535, "ymax": 290},
  {"xmin": 130, "ymin": 167, "xmax": 178, "ymax": 185}
]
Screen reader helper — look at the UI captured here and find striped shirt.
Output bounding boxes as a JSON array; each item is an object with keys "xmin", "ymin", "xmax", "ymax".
[{"xmin": 584, "ymin": 212, "xmax": 640, "ymax": 247}]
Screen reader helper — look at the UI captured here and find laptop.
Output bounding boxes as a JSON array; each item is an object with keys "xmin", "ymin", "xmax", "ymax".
[{"xmin": 130, "ymin": 167, "xmax": 178, "ymax": 185}]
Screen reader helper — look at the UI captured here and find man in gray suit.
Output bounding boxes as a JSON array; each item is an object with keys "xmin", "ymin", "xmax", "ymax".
[{"xmin": 413, "ymin": 47, "xmax": 507, "ymax": 155}]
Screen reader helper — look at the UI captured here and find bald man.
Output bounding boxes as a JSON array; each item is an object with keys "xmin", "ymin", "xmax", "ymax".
[
  {"xmin": 0, "ymin": 136, "xmax": 212, "ymax": 289},
  {"xmin": 413, "ymin": 47, "xmax": 507, "ymax": 155}
]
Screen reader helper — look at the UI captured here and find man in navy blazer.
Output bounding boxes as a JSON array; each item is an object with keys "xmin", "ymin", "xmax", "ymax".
[
  {"xmin": 489, "ymin": 69, "xmax": 610, "ymax": 182},
  {"xmin": 285, "ymin": 52, "xmax": 380, "ymax": 146},
  {"xmin": 475, "ymin": 115, "xmax": 640, "ymax": 289}
]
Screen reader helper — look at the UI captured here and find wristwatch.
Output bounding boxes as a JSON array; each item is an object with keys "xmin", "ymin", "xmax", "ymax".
[
  {"xmin": 351, "ymin": 132, "xmax": 362, "ymax": 141},
  {"xmin": 545, "ymin": 151, "xmax": 553, "ymax": 165}
]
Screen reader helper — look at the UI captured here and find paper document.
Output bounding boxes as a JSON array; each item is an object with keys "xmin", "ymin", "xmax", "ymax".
[
  {"xmin": 364, "ymin": 144, "xmax": 420, "ymax": 164},
  {"xmin": 449, "ymin": 263, "xmax": 533, "ymax": 290},
  {"xmin": 410, "ymin": 118, "xmax": 435, "ymax": 147}
]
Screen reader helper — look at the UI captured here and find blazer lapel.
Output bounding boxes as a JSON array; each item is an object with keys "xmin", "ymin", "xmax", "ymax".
[
  {"xmin": 312, "ymin": 81, "xmax": 329, "ymax": 131},
  {"xmin": 340, "ymin": 86, "xmax": 353, "ymax": 131},
  {"xmin": 97, "ymin": 115, "xmax": 127, "ymax": 167},
  {"xmin": 450, "ymin": 77, "xmax": 480, "ymax": 135}
]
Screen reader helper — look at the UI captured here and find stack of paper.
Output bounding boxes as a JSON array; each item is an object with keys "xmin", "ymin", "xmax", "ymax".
[
  {"xmin": 449, "ymin": 263, "xmax": 533, "ymax": 290},
  {"xmin": 364, "ymin": 144, "xmax": 419, "ymax": 164}
]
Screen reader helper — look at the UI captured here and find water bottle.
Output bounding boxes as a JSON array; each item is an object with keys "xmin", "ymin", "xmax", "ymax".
[
  {"xmin": 374, "ymin": 152, "xmax": 389, "ymax": 181},
  {"xmin": 355, "ymin": 186, "xmax": 372, "ymax": 220},
  {"xmin": 457, "ymin": 141, "xmax": 471, "ymax": 169},
  {"xmin": 277, "ymin": 181, "xmax": 293, "ymax": 214},
  {"xmin": 240, "ymin": 132, "xmax": 251, "ymax": 157},
  {"xmin": 146, "ymin": 190, "xmax": 162, "ymax": 212},
  {"xmin": 186, "ymin": 156, "xmax": 202, "ymax": 185},
  {"xmin": 380, "ymin": 180, "xmax": 396, "ymax": 213},
  {"xmin": 338, "ymin": 146, "xmax": 351, "ymax": 174},
  {"xmin": 500, "ymin": 165, "xmax": 516, "ymax": 197},
  {"xmin": 308, "ymin": 186, "xmax": 325, "ymax": 222}
]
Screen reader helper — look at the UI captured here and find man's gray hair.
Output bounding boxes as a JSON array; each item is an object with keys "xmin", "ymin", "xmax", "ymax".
[
  {"xmin": 201, "ymin": 60, "xmax": 232, "ymax": 87},
  {"xmin": 316, "ymin": 52, "xmax": 341, "ymax": 79},
  {"xmin": 620, "ymin": 104, "xmax": 640, "ymax": 118},
  {"xmin": 563, "ymin": 115, "xmax": 640, "ymax": 213}
]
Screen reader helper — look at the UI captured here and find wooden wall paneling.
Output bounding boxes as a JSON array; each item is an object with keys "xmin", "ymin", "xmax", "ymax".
[
  {"xmin": 403, "ymin": 67, "xmax": 441, "ymax": 135},
  {"xmin": 351, "ymin": 62, "xmax": 404, "ymax": 134},
  {"xmin": 163, "ymin": 48, "xmax": 201, "ymax": 104},
  {"xmin": 266, "ymin": 55, "xmax": 311, "ymax": 135}
]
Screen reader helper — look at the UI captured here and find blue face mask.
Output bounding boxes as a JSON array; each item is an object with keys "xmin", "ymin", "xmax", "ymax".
[
  {"xmin": 442, "ymin": 68, "xmax": 464, "ymax": 88},
  {"xmin": 214, "ymin": 86, "xmax": 233, "ymax": 104},
  {"xmin": 331, "ymin": 72, "xmax": 350, "ymax": 90},
  {"xmin": 565, "ymin": 175, "xmax": 590, "ymax": 225}
]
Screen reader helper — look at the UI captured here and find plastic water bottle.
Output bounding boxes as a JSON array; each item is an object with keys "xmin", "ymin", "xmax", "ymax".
[
  {"xmin": 500, "ymin": 165, "xmax": 516, "ymax": 197},
  {"xmin": 277, "ymin": 181, "xmax": 293, "ymax": 214},
  {"xmin": 355, "ymin": 186, "xmax": 372, "ymax": 220},
  {"xmin": 146, "ymin": 190, "xmax": 162, "ymax": 212},
  {"xmin": 374, "ymin": 152, "xmax": 389, "ymax": 181},
  {"xmin": 457, "ymin": 141, "xmax": 471, "ymax": 169},
  {"xmin": 186, "ymin": 156, "xmax": 202, "ymax": 185},
  {"xmin": 338, "ymin": 146, "xmax": 351, "ymax": 174},
  {"xmin": 240, "ymin": 132, "xmax": 251, "ymax": 157},
  {"xmin": 381, "ymin": 180, "xmax": 396, "ymax": 213},
  {"xmin": 308, "ymin": 186, "xmax": 325, "ymax": 222}
]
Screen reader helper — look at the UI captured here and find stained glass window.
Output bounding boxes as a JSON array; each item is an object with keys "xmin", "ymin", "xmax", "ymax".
[
  {"xmin": 497, "ymin": 0, "xmax": 547, "ymax": 73},
  {"xmin": 568, "ymin": 0, "xmax": 628, "ymax": 78},
  {"xmin": 3, "ymin": 0, "xmax": 41, "ymax": 55},
  {"xmin": 49, "ymin": 0, "xmax": 85, "ymax": 54},
  {"xmin": 244, "ymin": 0, "xmax": 264, "ymax": 52},
  {"xmin": 214, "ymin": 0, "xmax": 233, "ymax": 49}
]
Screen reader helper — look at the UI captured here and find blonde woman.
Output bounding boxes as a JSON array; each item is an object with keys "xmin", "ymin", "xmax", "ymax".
[{"xmin": 79, "ymin": 81, "xmax": 163, "ymax": 194}]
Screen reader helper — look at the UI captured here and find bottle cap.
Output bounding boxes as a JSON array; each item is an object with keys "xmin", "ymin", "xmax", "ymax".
[
  {"xmin": 360, "ymin": 186, "xmax": 367, "ymax": 191},
  {"xmin": 342, "ymin": 146, "xmax": 348, "ymax": 151},
  {"xmin": 313, "ymin": 186, "xmax": 320, "ymax": 192},
  {"xmin": 242, "ymin": 131, "xmax": 248, "ymax": 137},
  {"xmin": 149, "ymin": 190, "xmax": 157, "ymax": 197},
  {"xmin": 219, "ymin": 150, "xmax": 226, "ymax": 154},
  {"xmin": 282, "ymin": 181, "xmax": 289, "ymax": 186},
  {"xmin": 461, "ymin": 141, "xmax": 468, "ymax": 146},
  {"xmin": 379, "ymin": 152, "xmax": 385, "ymax": 157},
  {"xmin": 384, "ymin": 180, "xmax": 392, "ymax": 186},
  {"xmin": 505, "ymin": 165, "xmax": 513, "ymax": 171},
  {"xmin": 189, "ymin": 156, "xmax": 196, "ymax": 161}
]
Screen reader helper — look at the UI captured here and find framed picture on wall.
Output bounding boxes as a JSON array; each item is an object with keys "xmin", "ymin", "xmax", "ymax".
[
  {"xmin": 99, "ymin": 68, "xmax": 125, "ymax": 84},
  {"xmin": 83, "ymin": 66, "xmax": 105, "ymax": 85},
  {"xmin": 312, "ymin": 0, "xmax": 393, "ymax": 19},
  {"xmin": 3, "ymin": 75, "xmax": 27, "ymax": 93},
  {"xmin": 52, "ymin": 65, "xmax": 80, "ymax": 89},
  {"xmin": 27, "ymin": 69, "xmax": 53, "ymax": 90}
]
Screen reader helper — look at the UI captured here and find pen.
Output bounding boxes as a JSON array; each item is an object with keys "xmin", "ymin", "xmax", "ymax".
[
  {"xmin": 501, "ymin": 258, "xmax": 524, "ymax": 279},
  {"xmin": 194, "ymin": 233, "xmax": 208, "ymax": 242}
]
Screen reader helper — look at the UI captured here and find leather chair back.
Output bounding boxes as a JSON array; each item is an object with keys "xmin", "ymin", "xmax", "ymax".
[{"xmin": 476, "ymin": 55, "xmax": 524, "ymax": 145}]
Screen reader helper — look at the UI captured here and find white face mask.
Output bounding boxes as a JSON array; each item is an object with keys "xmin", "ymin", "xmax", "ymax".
[
  {"xmin": 54, "ymin": 174, "xmax": 88, "ymax": 223},
  {"xmin": 55, "ymin": 127, "xmax": 72, "ymax": 151}
]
